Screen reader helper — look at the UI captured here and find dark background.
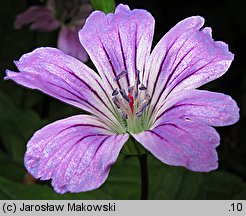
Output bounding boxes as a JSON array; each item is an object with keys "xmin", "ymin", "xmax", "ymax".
[{"xmin": 0, "ymin": 0, "xmax": 245, "ymax": 199}]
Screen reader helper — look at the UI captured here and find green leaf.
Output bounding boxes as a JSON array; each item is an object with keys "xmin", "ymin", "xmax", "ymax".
[
  {"xmin": 100, "ymin": 155, "xmax": 141, "ymax": 199},
  {"xmin": 148, "ymin": 155, "xmax": 203, "ymax": 199},
  {"xmin": 203, "ymin": 171, "xmax": 246, "ymax": 199},
  {"xmin": 0, "ymin": 176, "xmax": 111, "ymax": 200},
  {"xmin": 90, "ymin": 0, "xmax": 115, "ymax": 13},
  {"xmin": 0, "ymin": 154, "xmax": 140, "ymax": 199},
  {"xmin": 148, "ymin": 155, "xmax": 246, "ymax": 199},
  {"xmin": 0, "ymin": 160, "xmax": 26, "ymax": 182},
  {"xmin": 0, "ymin": 91, "xmax": 47, "ymax": 162}
]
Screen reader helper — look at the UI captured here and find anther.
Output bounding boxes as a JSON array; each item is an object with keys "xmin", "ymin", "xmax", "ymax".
[
  {"xmin": 128, "ymin": 86, "xmax": 134, "ymax": 94},
  {"xmin": 112, "ymin": 97, "xmax": 121, "ymax": 109},
  {"xmin": 122, "ymin": 112, "xmax": 128, "ymax": 119},
  {"xmin": 136, "ymin": 94, "xmax": 151, "ymax": 117},
  {"xmin": 136, "ymin": 109, "xmax": 144, "ymax": 117},
  {"xmin": 112, "ymin": 88, "xmax": 119, "ymax": 96},
  {"xmin": 139, "ymin": 84, "xmax": 147, "ymax": 90},
  {"xmin": 113, "ymin": 70, "xmax": 127, "ymax": 82},
  {"xmin": 120, "ymin": 89, "xmax": 130, "ymax": 103},
  {"xmin": 141, "ymin": 94, "xmax": 151, "ymax": 108}
]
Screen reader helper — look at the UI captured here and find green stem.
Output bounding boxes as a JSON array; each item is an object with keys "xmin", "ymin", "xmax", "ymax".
[{"xmin": 139, "ymin": 154, "xmax": 148, "ymax": 200}]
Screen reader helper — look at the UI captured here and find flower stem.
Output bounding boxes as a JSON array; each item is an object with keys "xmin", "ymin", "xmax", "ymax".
[{"xmin": 139, "ymin": 154, "xmax": 148, "ymax": 200}]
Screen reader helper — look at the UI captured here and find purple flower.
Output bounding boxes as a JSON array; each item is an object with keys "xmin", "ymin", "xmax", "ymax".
[
  {"xmin": 14, "ymin": 0, "xmax": 92, "ymax": 62},
  {"xmin": 6, "ymin": 4, "xmax": 239, "ymax": 193}
]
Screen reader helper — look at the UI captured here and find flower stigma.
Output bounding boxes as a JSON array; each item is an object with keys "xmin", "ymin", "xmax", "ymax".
[{"xmin": 112, "ymin": 70, "xmax": 151, "ymax": 134}]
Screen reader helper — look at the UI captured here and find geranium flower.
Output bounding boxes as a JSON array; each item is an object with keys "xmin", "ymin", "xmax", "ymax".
[
  {"xmin": 6, "ymin": 4, "xmax": 239, "ymax": 193},
  {"xmin": 14, "ymin": 0, "xmax": 92, "ymax": 62}
]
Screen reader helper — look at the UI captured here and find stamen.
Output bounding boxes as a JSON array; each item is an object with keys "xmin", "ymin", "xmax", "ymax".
[
  {"xmin": 135, "ymin": 70, "xmax": 140, "ymax": 85},
  {"xmin": 112, "ymin": 88, "xmax": 119, "ymax": 96},
  {"xmin": 134, "ymin": 91, "xmax": 138, "ymax": 100},
  {"xmin": 112, "ymin": 69, "xmax": 152, "ymax": 125},
  {"xmin": 122, "ymin": 112, "xmax": 128, "ymax": 120},
  {"xmin": 113, "ymin": 70, "xmax": 127, "ymax": 82},
  {"xmin": 128, "ymin": 86, "xmax": 134, "ymax": 94},
  {"xmin": 120, "ymin": 89, "xmax": 131, "ymax": 103},
  {"xmin": 141, "ymin": 94, "xmax": 151, "ymax": 108},
  {"xmin": 139, "ymin": 84, "xmax": 147, "ymax": 90},
  {"xmin": 112, "ymin": 97, "xmax": 121, "ymax": 109},
  {"xmin": 136, "ymin": 94, "xmax": 151, "ymax": 117},
  {"xmin": 136, "ymin": 109, "xmax": 144, "ymax": 117}
]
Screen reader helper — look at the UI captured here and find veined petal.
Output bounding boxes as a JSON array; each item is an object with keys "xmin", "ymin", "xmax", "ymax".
[
  {"xmin": 5, "ymin": 48, "xmax": 123, "ymax": 132},
  {"xmin": 152, "ymin": 90, "xmax": 240, "ymax": 128},
  {"xmin": 132, "ymin": 118, "xmax": 220, "ymax": 172},
  {"xmin": 15, "ymin": 6, "xmax": 60, "ymax": 31},
  {"xmin": 25, "ymin": 115, "xmax": 129, "ymax": 193},
  {"xmin": 58, "ymin": 26, "xmax": 88, "ymax": 62},
  {"xmin": 79, "ymin": 4, "xmax": 155, "ymax": 92},
  {"xmin": 145, "ymin": 16, "xmax": 234, "ymax": 115}
]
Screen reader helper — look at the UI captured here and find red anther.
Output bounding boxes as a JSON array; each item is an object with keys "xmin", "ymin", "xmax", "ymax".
[{"xmin": 128, "ymin": 93, "xmax": 134, "ymax": 112}]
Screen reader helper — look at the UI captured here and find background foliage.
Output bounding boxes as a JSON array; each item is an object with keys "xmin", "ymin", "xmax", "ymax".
[{"xmin": 0, "ymin": 0, "xmax": 245, "ymax": 199}]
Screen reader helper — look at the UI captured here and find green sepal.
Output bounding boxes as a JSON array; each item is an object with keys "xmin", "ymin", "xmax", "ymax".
[{"xmin": 121, "ymin": 135, "xmax": 149, "ymax": 156}]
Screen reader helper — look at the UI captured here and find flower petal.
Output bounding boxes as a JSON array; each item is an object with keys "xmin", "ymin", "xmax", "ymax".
[
  {"xmin": 132, "ymin": 118, "xmax": 220, "ymax": 172},
  {"xmin": 145, "ymin": 16, "xmax": 234, "ymax": 114},
  {"xmin": 15, "ymin": 6, "xmax": 60, "ymax": 31},
  {"xmin": 5, "ymin": 48, "xmax": 123, "ymax": 131},
  {"xmin": 79, "ymin": 4, "xmax": 155, "ymax": 92},
  {"xmin": 152, "ymin": 90, "xmax": 239, "ymax": 127},
  {"xmin": 58, "ymin": 26, "xmax": 88, "ymax": 62},
  {"xmin": 25, "ymin": 115, "xmax": 129, "ymax": 193}
]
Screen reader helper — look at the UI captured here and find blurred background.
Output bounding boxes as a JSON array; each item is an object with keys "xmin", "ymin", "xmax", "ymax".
[{"xmin": 0, "ymin": 0, "xmax": 245, "ymax": 199}]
